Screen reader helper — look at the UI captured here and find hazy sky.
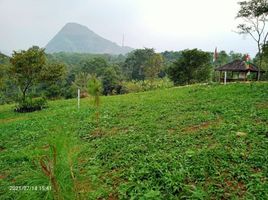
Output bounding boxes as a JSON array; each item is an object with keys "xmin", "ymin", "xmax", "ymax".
[{"xmin": 0, "ymin": 0, "xmax": 257, "ymax": 56}]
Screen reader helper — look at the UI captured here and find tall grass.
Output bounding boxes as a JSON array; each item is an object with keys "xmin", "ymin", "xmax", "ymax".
[{"xmin": 29, "ymin": 132, "xmax": 84, "ymax": 200}]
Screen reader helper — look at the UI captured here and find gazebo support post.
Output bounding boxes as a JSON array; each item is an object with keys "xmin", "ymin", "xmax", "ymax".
[{"xmin": 224, "ymin": 71, "xmax": 227, "ymax": 85}]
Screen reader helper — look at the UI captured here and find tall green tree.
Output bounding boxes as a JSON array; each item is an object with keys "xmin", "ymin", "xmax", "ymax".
[
  {"xmin": 82, "ymin": 57, "xmax": 109, "ymax": 76},
  {"xmin": 229, "ymin": 51, "xmax": 244, "ymax": 61},
  {"xmin": 215, "ymin": 51, "xmax": 229, "ymax": 66},
  {"xmin": 144, "ymin": 53, "xmax": 164, "ymax": 81},
  {"xmin": 0, "ymin": 65, "xmax": 7, "ymax": 89},
  {"xmin": 255, "ymin": 44, "xmax": 268, "ymax": 79},
  {"xmin": 167, "ymin": 49, "xmax": 212, "ymax": 85},
  {"xmin": 101, "ymin": 66, "xmax": 121, "ymax": 95},
  {"xmin": 10, "ymin": 46, "xmax": 46, "ymax": 101},
  {"xmin": 41, "ymin": 63, "xmax": 66, "ymax": 83},
  {"xmin": 38, "ymin": 63, "xmax": 67, "ymax": 99},
  {"xmin": 236, "ymin": 0, "xmax": 268, "ymax": 80},
  {"xmin": 123, "ymin": 48, "xmax": 155, "ymax": 80},
  {"xmin": 10, "ymin": 46, "xmax": 66, "ymax": 101}
]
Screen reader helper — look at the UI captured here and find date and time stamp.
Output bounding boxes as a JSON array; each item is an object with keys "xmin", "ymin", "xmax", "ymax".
[{"xmin": 9, "ymin": 185, "xmax": 51, "ymax": 191}]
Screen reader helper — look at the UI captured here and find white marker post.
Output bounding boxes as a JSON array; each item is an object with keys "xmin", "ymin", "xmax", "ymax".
[
  {"xmin": 78, "ymin": 89, "xmax": 80, "ymax": 109},
  {"xmin": 224, "ymin": 71, "xmax": 227, "ymax": 85}
]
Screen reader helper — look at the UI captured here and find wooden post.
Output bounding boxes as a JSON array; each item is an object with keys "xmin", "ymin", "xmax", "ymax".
[
  {"xmin": 224, "ymin": 71, "xmax": 227, "ymax": 85},
  {"xmin": 78, "ymin": 89, "xmax": 80, "ymax": 109}
]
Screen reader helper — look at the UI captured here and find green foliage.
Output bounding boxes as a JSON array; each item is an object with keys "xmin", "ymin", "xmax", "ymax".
[
  {"xmin": 9, "ymin": 46, "xmax": 66, "ymax": 107},
  {"xmin": 0, "ymin": 53, "xmax": 10, "ymax": 89},
  {"xmin": 80, "ymin": 57, "xmax": 125, "ymax": 95},
  {"xmin": 123, "ymin": 48, "xmax": 156, "ymax": 80},
  {"xmin": 36, "ymin": 133, "xmax": 83, "ymax": 200},
  {"xmin": 72, "ymin": 72, "xmax": 91, "ymax": 97},
  {"xmin": 15, "ymin": 97, "xmax": 47, "ymax": 113},
  {"xmin": 88, "ymin": 74, "xmax": 102, "ymax": 107},
  {"xmin": 101, "ymin": 66, "xmax": 122, "ymax": 95},
  {"xmin": 0, "ymin": 52, "xmax": 10, "ymax": 64},
  {"xmin": 0, "ymin": 64, "xmax": 7, "ymax": 89},
  {"xmin": 121, "ymin": 78, "xmax": 174, "ymax": 93},
  {"xmin": 81, "ymin": 57, "xmax": 109, "ymax": 76},
  {"xmin": 255, "ymin": 44, "xmax": 268, "ymax": 80},
  {"xmin": 10, "ymin": 46, "xmax": 47, "ymax": 101},
  {"xmin": 168, "ymin": 49, "xmax": 212, "ymax": 85},
  {"xmin": 0, "ymin": 83, "xmax": 267, "ymax": 199},
  {"xmin": 144, "ymin": 53, "xmax": 164, "ymax": 81},
  {"xmin": 41, "ymin": 63, "xmax": 66, "ymax": 83},
  {"xmin": 229, "ymin": 51, "xmax": 244, "ymax": 61},
  {"xmin": 38, "ymin": 63, "xmax": 67, "ymax": 99},
  {"xmin": 161, "ymin": 51, "xmax": 182, "ymax": 62},
  {"xmin": 0, "ymin": 66, "xmax": 18, "ymax": 104},
  {"xmin": 214, "ymin": 50, "xmax": 229, "ymax": 67},
  {"xmin": 47, "ymin": 52, "xmax": 126, "ymax": 70}
]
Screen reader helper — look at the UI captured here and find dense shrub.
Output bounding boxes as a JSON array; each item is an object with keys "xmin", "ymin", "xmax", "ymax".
[
  {"xmin": 14, "ymin": 97, "xmax": 47, "ymax": 113},
  {"xmin": 167, "ymin": 49, "xmax": 212, "ymax": 85},
  {"xmin": 121, "ymin": 78, "xmax": 174, "ymax": 93}
]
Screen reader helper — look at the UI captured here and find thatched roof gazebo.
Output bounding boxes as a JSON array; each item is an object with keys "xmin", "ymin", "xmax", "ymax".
[{"xmin": 215, "ymin": 60, "xmax": 264, "ymax": 82}]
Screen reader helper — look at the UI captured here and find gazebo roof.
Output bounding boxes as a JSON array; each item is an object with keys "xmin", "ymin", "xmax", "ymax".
[{"xmin": 215, "ymin": 60, "xmax": 262, "ymax": 72}]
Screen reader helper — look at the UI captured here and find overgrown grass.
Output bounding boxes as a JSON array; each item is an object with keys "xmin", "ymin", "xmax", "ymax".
[{"xmin": 0, "ymin": 82, "xmax": 268, "ymax": 199}]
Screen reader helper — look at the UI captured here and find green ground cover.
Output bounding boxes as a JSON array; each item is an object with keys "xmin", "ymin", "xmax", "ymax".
[{"xmin": 0, "ymin": 83, "xmax": 268, "ymax": 199}]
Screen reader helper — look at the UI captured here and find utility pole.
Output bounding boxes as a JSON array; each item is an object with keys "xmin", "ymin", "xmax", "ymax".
[{"xmin": 122, "ymin": 34, "xmax": 125, "ymax": 47}]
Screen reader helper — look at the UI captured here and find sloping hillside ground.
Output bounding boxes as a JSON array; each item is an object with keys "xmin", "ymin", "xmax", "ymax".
[{"xmin": 0, "ymin": 83, "xmax": 267, "ymax": 199}]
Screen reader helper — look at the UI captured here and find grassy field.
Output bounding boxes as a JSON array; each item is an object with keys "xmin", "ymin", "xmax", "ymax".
[{"xmin": 0, "ymin": 83, "xmax": 268, "ymax": 199}]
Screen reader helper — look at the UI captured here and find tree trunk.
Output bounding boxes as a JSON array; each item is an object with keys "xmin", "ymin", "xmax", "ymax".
[
  {"xmin": 21, "ymin": 81, "xmax": 31, "ymax": 102},
  {"xmin": 258, "ymin": 44, "xmax": 262, "ymax": 81}
]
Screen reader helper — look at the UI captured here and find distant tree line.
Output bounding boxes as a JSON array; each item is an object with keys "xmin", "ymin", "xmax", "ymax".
[{"xmin": 0, "ymin": 45, "xmax": 267, "ymax": 110}]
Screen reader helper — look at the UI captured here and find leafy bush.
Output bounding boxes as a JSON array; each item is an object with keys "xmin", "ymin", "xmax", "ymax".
[
  {"xmin": 121, "ymin": 78, "xmax": 174, "ymax": 93},
  {"xmin": 15, "ymin": 97, "xmax": 47, "ymax": 113}
]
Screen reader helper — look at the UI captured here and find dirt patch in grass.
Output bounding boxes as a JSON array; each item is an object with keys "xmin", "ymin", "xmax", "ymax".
[
  {"xmin": 182, "ymin": 118, "xmax": 222, "ymax": 133},
  {"xmin": 251, "ymin": 167, "xmax": 262, "ymax": 173},
  {"xmin": 0, "ymin": 174, "xmax": 6, "ymax": 179},
  {"xmin": 88, "ymin": 127, "xmax": 133, "ymax": 139},
  {"xmin": 0, "ymin": 116, "xmax": 29, "ymax": 124},
  {"xmin": 167, "ymin": 128, "xmax": 176, "ymax": 134},
  {"xmin": 75, "ymin": 179, "xmax": 93, "ymax": 194},
  {"xmin": 90, "ymin": 128, "xmax": 105, "ymax": 138},
  {"xmin": 224, "ymin": 179, "xmax": 247, "ymax": 197},
  {"xmin": 107, "ymin": 193, "xmax": 119, "ymax": 200},
  {"xmin": 256, "ymin": 102, "xmax": 268, "ymax": 109},
  {"xmin": 0, "ymin": 146, "xmax": 6, "ymax": 152}
]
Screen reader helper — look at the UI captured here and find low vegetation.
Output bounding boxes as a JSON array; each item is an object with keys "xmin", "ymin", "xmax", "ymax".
[
  {"xmin": 0, "ymin": 83, "xmax": 267, "ymax": 199},
  {"xmin": 121, "ymin": 78, "xmax": 174, "ymax": 93}
]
